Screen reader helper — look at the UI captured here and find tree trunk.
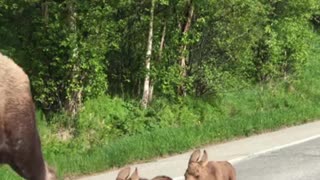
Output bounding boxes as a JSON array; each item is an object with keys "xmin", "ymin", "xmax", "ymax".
[
  {"xmin": 158, "ymin": 22, "xmax": 167, "ymax": 61},
  {"xmin": 65, "ymin": 1, "xmax": 82, "ymax": 117},
  {"xmin": 141, "ymin": 0, "xmax": 155, "ymax": 109},
  {"xmin": 41, "ymin": 0, "xmax": 49, "ymax": 24},
  {"xmin": 178, "ymin": 0, "xmax": 194, "ymax": 96},
  {"xmin": 148, "ymin": 22, "xmax": 166, "ymax": 102}
]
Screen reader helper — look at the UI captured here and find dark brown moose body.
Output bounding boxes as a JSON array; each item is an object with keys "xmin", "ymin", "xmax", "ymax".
[{"xmin": 0, "ymin": 53, "xmax": 56, "ymax": 180}]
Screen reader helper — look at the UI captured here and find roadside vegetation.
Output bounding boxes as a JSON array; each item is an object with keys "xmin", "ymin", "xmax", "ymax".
[{"xmin": 0, "ymin": 0, "xmax": 319, "ymax": 179}]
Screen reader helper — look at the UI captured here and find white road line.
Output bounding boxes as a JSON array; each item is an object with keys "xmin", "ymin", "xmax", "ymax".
[{"xmin": 172, "ymin": 134, "xmax": 320, "ymax": 180}]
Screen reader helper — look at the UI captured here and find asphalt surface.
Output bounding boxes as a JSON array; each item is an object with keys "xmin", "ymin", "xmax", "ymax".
[
  {"xmin": 234, "ymin": 137, "xmax": 320, "ymax": 180},
  {"xmin": 76, "ymin": 120, "xmax": 320, "ymax": 180}
]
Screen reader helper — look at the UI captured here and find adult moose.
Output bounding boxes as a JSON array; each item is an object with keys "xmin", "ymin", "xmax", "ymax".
[{"xmin": 0, "ymin": 53, "xmax": 56, "ymax": 180}]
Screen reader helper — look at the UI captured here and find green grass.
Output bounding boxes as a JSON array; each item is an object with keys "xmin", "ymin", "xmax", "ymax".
[{"xmin": 1, "ymin": 35, "xmax": 320, "ymax": 180}]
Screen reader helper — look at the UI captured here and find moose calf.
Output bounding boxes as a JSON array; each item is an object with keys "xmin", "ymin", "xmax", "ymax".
[
  {"xmin": 0, "ymin": 53, "xmax": 56, "ymax": 180},
  {"xmin": 116, "ymin": 167, "xmax": 172, "ymax": 180},
  {"xmin": 185, "ymin": 149, "xmax": 236, "ymax": 180}
]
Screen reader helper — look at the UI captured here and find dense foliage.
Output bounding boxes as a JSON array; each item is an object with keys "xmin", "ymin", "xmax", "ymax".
[
  {"xmin": 0, "ymin": 0, "xmax": 318, "ymax": 112},
  {"xmin": 0, "ymin": 0, "xmax": 319, "ymax": 144}
]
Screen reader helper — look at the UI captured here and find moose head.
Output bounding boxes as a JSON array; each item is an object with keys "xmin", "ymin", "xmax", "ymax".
[
  {"xmin": 116, "ymin": 167, "xmax": 172, "ymax": 180},
  {"xmin": 184, "ymin": 149, "xmax": 236, "ymax": 180}
]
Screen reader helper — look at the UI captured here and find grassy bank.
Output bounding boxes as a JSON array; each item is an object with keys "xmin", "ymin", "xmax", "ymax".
[{"xmin": 1, "ymin": 36, "xmax": 320, "ymax": 179}]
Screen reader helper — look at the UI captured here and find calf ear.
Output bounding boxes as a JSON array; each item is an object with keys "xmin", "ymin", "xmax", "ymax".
[
  {"xmin": 116, "ymin": 167, "xmax": 131, "ymax": 180},
  {"xmin": 200, "ymin": 150, "xmax": 208, "ymax": 166},
  {"xmin": 130, "ymin": 167, "xmax": 140, "ymax": 180},
  {"xmin": 189, "ymin": 149, "xmax": 201, "ymax": 164}
]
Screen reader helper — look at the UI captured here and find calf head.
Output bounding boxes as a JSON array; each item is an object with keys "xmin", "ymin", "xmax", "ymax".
[
  {"xmin": 185, "ymin": 149, "xmax": 210, "ymax": 180},
  {"xmin": 116, "ymin": 167, "xmax": 172, "ymax": 180},
  {"xmin": 116, "ymin": 167, "xmax": 143, "ymax": 180},
  {"xmin": 185, "ymin": 149, "xmax": 236, "ymax": 180},
  {"xmin": 151, "ymin": 176, "xmax": 172, "ymax": 180}
]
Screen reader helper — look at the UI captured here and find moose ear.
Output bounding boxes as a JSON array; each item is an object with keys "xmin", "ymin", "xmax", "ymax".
[
  {"xmin": 130, "ymin": 167, "xmax": 140, "ymax": 180},
  {"xmin": 200, "ymin": 150, "xmax": 208, "ymax": 166},
  {"xmin": 189, "ymin": 149, "xmax": 201, "ymax": 164},
  {"xmin": 116, "ymin": 167, "xmax": 131, "ymax": 180}
]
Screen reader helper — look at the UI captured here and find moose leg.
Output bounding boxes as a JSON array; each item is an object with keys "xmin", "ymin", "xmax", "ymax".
[
  {"xmin": 10, "ymin": 134, "xmax": 47, "ymax": 180},
  {"xmin": 6, "ymin": 103, "xmax": 46, "ymax": 180},
  {"xmin": 8, "ymin": 162, "xmax": 26, "ymax": 179}
]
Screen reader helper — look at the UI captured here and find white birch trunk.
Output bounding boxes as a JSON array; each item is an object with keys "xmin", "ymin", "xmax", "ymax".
[{"xmin": 141, "ymin": 0, "xmax": 155, "ymax": 108}]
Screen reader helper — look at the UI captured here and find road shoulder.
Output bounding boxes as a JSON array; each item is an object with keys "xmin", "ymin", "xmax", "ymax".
[{"xmin": 77, "ymin": 120, "xmax": 320, "ymax": 180}]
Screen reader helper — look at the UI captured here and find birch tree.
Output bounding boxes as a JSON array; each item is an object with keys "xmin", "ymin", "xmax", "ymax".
[
  {"xmin": 141, "ymin": 0, "xmax": 155, "ymax": 108},
  {"xmin": 148, "ymin": 22, "xmax": 167, "ymax": 102}
]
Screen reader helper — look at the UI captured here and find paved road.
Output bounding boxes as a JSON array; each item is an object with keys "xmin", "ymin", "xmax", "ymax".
[
  {"xmin": 234, "ymin": 137, "xmax": 320, "ymax": 180},
  {"xmin": 77, "ymin": 120, "xmax": 320, "ymax": 180}
]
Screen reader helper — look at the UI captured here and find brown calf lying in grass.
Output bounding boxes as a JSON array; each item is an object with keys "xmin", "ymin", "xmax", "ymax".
[
  {"xmin": 0, "ymin": 53, "xmax": 56, "ymax": 180},
  {"xmin": 116, "ymin": 167, "xmax": 172, "ymax": 180},
  {"xmin": 185, "ymin": 149, "xmax": 236, "ymax": 180}
]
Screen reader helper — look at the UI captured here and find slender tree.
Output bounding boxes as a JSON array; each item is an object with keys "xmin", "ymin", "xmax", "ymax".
[
  {"xmin": 178, "ymin": 0, "xmax": 194, "ymax": 96},
  {"xmin": 141, "ymin": 0, "xmax": 155, "ymax": 108},
  {"xmin": 148, "ymin": 22, "xmax": 167, "ymax": 102}
]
